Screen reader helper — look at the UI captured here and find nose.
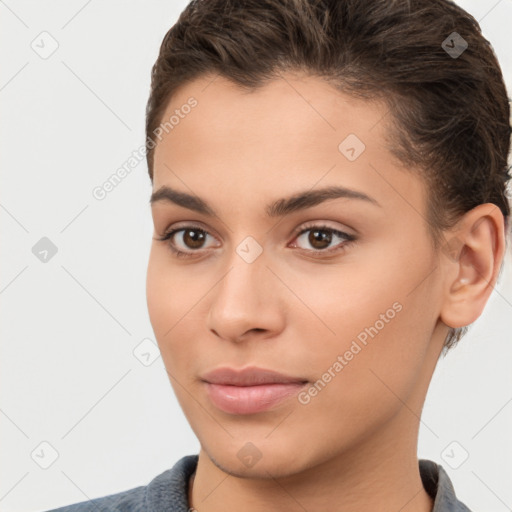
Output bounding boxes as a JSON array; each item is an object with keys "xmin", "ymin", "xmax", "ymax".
[{"xmin": 207, "ymin": 247, "xmax": 285, "ymax": 344}]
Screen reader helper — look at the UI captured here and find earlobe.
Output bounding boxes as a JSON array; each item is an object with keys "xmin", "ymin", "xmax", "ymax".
[{"xmin": 440, "ymin": 204, "xmax": 505, "ymax": 329}]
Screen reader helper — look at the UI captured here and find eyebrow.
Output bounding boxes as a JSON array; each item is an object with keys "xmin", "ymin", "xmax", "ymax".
[{"xmin": 149, "ymin": 184, "xmax": 380, "ymax": 217}]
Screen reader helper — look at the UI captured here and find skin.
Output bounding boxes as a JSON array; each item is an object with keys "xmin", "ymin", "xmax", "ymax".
[{"xmin": 146, "ymin": 71, "xmax": 505, "ymax": 512}]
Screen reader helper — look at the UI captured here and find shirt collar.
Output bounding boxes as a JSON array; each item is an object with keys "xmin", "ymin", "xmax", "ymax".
[
  {"xmin": 146, "ymin": 456, "xmax": 472, "ymax": 512},
  {"xmin": 419, "ymin": 459, "xmax": 473, "ymax": 511}
]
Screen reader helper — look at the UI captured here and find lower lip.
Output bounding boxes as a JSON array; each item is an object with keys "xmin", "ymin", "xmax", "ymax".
[{"xmin": 204, "ymin": 382, "xmax": 307, "ymax": 414}]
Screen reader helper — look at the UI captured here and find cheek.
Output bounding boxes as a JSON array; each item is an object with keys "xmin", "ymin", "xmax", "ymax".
[
  {"xmin": 289, "ymin": 242, "xmax": 437, "ymax": 400},
  {"xmin": 146, "ymin": 248, "xmax": 171, "ymax": 337},
  {"xmin": 289, "ymin": 301, "xmax": 432, "ymax": 460},
  {"xmin": 146, "ymin": 246, "xmax": 196, "ymax": 336},
  {"xmin": 146, "ymin": 246, "xmax": 210, "ymax": 374},
  {"xmin": 146, "ymin": 247, "xmax": 189, "ymax": 360}
]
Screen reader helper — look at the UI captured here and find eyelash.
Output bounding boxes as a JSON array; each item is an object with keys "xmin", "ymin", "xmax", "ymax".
[{"xmin": 156, "ymin": 223, "xmax": 356, "ymax": 259}]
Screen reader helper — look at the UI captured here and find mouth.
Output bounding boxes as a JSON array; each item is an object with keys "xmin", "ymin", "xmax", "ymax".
[{"xmin": 200, "ymin": 366, "xmax": 308, "ymax": 415}]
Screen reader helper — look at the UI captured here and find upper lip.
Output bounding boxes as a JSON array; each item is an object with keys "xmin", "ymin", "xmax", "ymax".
[{"xmin": 201, "ymin": 366, "xmax": 308, "ymax": 386}]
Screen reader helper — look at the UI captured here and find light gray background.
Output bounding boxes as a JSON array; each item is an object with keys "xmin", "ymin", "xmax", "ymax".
[{"xmin": 1, "ymin": 1, "xmax": 511, "ymax": 511}]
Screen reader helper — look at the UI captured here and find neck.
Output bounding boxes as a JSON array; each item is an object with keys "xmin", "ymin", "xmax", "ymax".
[{"xmin": 188, "ymin": 407, "xmax": 434, "ymax": 512}]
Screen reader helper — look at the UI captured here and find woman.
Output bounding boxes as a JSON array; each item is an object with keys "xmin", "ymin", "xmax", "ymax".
[{"xmin": 45, "ymin": 0, "xmax": 510, "ymax": 510}]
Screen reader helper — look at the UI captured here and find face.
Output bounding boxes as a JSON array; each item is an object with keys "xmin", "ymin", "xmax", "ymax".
[{"xmin": 146, "ymin": 72, "xmax": 449, "ymax": 478}]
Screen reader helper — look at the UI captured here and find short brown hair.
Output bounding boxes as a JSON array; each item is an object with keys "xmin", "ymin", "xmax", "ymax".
[{"xmin": 145, "ymin": 0, "xmax": 511, "ymax": 350}]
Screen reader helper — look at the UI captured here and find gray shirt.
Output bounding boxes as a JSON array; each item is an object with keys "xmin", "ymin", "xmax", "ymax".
[{"xmin": 43, "ymin": 456, "xmax": 472, "ymax": 511}]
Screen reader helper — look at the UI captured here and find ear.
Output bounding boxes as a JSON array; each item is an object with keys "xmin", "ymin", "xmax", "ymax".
[{"xmin": 439, "ymin": 203, "xmax": 506, "ymax": 329}]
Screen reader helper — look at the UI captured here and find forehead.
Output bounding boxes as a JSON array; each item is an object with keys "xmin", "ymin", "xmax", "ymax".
[
  {"xmin": 151, "ymin": 72, "xmax": 425, "ymax": 222},
  {"xmin": 153, "ymin": 71, "xmax": 390, "ymax": 176}
]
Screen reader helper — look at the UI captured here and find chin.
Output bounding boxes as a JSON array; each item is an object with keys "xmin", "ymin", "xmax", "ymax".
[{"xmin": 200, "ymin": 433, "xmax": 320, "ymax": 480}]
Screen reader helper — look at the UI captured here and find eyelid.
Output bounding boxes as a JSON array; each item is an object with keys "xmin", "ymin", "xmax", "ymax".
[{"xmin": 290, "ymin": 220, "xmax": 355, "ymax": 238}]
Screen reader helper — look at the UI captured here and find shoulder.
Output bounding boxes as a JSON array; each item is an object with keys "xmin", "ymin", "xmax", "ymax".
[
  {"xmin": 42, "ymin": 484, "xmax": 147, "ymax": 512},
  {"xmin": 41, "ymin": 455, "xmax": 199, "ymax": 512}
]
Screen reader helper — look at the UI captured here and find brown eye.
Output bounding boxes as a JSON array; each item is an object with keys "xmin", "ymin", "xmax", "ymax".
[
  {"xmin": 157, "ymin": 225, "xmax": 218, "ymax": 258},
  {"xmin": 307, "ymin": 228, "xmax": 333, "ymax": 250},
  {"xmin": 181, "ymin": 228, "xmax": 207, "ymax": 249},
  {"xmin": 291, "ymin": 224, "xmax": 355, "ymax": 255}
]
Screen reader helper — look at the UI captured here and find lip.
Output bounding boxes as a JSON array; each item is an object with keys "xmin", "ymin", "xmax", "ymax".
[
  {"xmin": 201, "ymin": 366, "xmax": 307, "ymax": 386},
  {"xmin": 201, "ymin": 366, "xmax": 308, "ymax": 415}
]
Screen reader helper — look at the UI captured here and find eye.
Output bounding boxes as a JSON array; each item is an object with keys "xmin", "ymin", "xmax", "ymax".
[
  {"xmin": 155, "ymin": 222, "xmax": 356, "ymax": 259},
  {"xmin": 155, "ymin": 225, "xmax": 218, "ymax": 258},
  {"xmin": 289, "ymin": 224, "xmax": 356, "ymax": 255}
]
